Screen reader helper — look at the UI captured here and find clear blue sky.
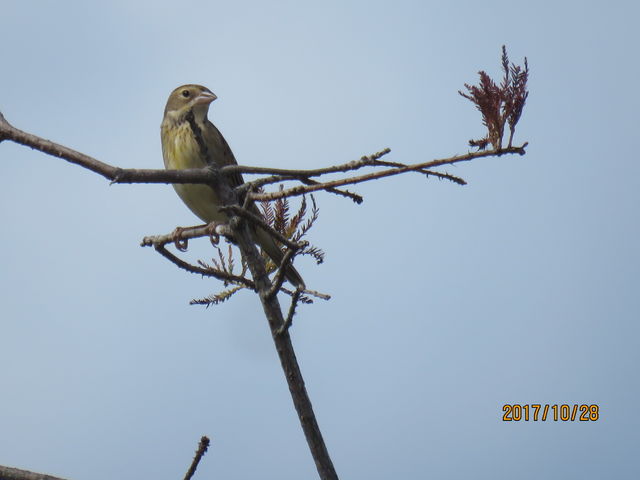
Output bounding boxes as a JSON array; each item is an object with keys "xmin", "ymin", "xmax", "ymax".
[{"xmin": 1, "ymin": 1, "xmax": 639, "ymax": 479}]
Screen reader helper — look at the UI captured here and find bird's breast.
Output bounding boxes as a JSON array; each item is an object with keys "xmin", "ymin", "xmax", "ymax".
[
  {"xmin": 161, "ymin": 121, "xmax": 226, "ymax": 223},
  {"xmin": 161, "ymin": 122, "xmax": 206, "ymax": 170}
]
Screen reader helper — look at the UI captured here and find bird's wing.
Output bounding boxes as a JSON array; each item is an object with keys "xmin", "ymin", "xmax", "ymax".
[
  {"xmin": 202, "ymin": 119, "xmax": 305, "ymax": 287},
  {"xmin": 203, "ymin": 119, "xmax": 245, "ymax": 189}
]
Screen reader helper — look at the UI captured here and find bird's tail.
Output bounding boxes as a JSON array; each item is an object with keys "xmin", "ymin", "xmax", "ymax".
[{"xmin": 255, "ymin": 228, "xmax": 306, "ymax": 289}]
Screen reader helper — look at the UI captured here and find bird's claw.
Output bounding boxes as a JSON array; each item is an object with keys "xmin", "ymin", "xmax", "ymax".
[
  {"xmin": 171, "ymin": 227, "xmax": 189, "ymax": 252},
  {"xmin": 206, "ymin": 222, "xmax": 220, "ymax": 246}
]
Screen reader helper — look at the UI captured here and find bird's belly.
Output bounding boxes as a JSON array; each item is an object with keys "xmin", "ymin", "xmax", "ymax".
[{"xmin": 173, "ymin": 183, "xmax": 228, "ymax": 223}]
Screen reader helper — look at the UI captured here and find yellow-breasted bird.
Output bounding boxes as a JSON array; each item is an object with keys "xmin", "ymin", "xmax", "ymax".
[{"xmin": 161, "ymin": 84, "xmax": 305, "ymax": 288}]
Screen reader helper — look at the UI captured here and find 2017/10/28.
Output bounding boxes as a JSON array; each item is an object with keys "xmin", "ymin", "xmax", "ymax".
[{"xmin": 502, "ymin": 404, "xmax": 599, "ymax": 421}]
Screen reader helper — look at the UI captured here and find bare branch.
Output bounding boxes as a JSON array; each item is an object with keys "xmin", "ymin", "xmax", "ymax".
[
  {"xmin": 278, "ymin": 288, "xmax": 303, "ymax": 335},
  {"xmin": 183, "ymin": 436, "xmax": 210, "ymax": 480},
  {"xmin": 142, "ymin": 223, "xmax": 323, "ymax": 303},
  {"xmin": 152, "ymin": 243, "xmax": 255, "ymax": 288},
  {"xmin": 250, "ymin": 144, "xmax": 527, "ymax": 202},
  {"xmin": 372, "ymin": 159, "xmax": 467, "ymax": 185},
  {"xmin": 300, "ymin": 178, "xmax": 364, "ymax": 203},
  {"xmin": 224, "ymin": 148, "xmax": 392, "ymax": 178},
  {"xmin": 141, "ymin": 223, "xmax": 233, "ymax": 248},
  {"xmin": 267, "ymin": 247, "xmax": 297, "ymax": 300},
  {"xmin": 0, "ymin": 112, "xmax": 122, "ymax": 180},
  {"xmin": 0, "ymin": 113, "xmax": 230, "ymax": 185},
  {"xmin": 0, "ymin": 465, "xmax": 69, "ymax": 480}
]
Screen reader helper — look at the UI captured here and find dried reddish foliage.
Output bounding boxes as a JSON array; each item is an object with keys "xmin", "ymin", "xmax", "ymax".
[{"xmin": 459, "ymin": 46, "xmax": 529, "ymax": 149}]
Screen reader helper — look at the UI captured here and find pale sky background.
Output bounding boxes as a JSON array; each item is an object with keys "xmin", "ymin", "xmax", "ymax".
[{"xmin": 1, "ymin": 1, "xmax": 639, "ymax": 479}]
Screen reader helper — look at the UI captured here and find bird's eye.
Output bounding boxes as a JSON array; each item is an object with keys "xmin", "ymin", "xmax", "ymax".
[{"xmin": 181, "ymin": 89, "xmax": 190, "ymax": 98}]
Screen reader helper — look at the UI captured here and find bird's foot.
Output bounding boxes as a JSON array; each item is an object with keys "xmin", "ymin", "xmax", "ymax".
[
  {"xmin": 171, "ymin": 226, "xmax": 189, "ymax": 252},
  {"xmin": 205, "ymin": 222, "xmax": 221, "ymax": 246}
]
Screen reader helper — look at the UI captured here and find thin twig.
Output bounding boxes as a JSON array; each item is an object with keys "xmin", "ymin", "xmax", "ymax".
[
  {"xmin": 278, "ymin": 289, "xmax": 303, "ymax": 335},
  {"xmin": 183, "ymin": 436, "xmax": 211, "ymax": 480},
  {"xmin": 240, "ymin": 176, "xmax": 364, "ymax": 203},
  {"xmin": 223, "ymin": 148, "xmax": 392, "ymax": 178},
  {"xmin": 300, "ymin": 178, "xmax": 363, "ymax": 203},
  {"xmin": 419, "ymin": 170, "xmax": 467, "ymax": 184},
  {"xmin": 267, "ymin": 247, "xmax": 297, "ymax": 300},
  {"xmin": 143, "ymin": 224, "xmax": 323, "ymax": 301},
  {"xmin": 250, "ymin": 145, "xmax": 527, "ymax": 202},
  {"xmin": 154, "ymin": 244, "xmax": 255, "ymax": 288},
  {"xmin": 372, "ymin": 159, "xmax": 467, "ymax": 185},
  {"xmin": 279, "ymin": 286, "xmax": 331, "ymax": 301}
]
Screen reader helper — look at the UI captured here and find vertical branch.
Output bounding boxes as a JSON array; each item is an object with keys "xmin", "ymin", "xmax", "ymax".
[
  {"xmin": 215, "ymin": 185, "xmax": 338, "ymax": 479},
  {"xmin": 232, "ymin": 224, "xmax": 338, "ymax": 479}
]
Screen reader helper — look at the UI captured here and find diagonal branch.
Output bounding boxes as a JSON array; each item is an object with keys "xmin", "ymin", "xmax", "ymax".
[
  {"xmin": 222, "ymin": 148, "xmax": 392, "ymax": 178},
  {"xmin": 219, "ymin": 205, "xmax": 305, "ymax": 252},
  {"xmin": 183, "ymin": 436, "xmax": 210, "ymax": 480},
  {"xmin": 371, "ymin": 159, "xmax": 467, "ymax": 185},
  {"xmin": 152, "ymin": 243, "xmax": 255, "ymax": 289},
  {"xmin": 249, "ymin": 144, "xmax": 527, "ymax": 202},
  {"xmin": 0, "ymin": 465, "xmax": 69, "ymax": 480},
  {"xmin": 300, "ymin": 178, "xmax": 364, "ymax": 203}
]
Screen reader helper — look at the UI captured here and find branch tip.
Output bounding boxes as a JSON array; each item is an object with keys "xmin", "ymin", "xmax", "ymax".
[{"xmin": 183, "ymin": 435, "xmax": 211, "ymax": 480}]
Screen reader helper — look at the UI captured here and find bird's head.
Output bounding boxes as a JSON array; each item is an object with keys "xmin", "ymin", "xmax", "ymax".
[{"xmin": 163, "ymin": 84, "xmax": 217, "ymax": 123}]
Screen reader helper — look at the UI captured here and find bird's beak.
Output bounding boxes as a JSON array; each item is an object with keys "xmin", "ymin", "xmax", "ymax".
[{"xmin": 195, "ymin": 91, "xmax": 217, "ymax": 105}]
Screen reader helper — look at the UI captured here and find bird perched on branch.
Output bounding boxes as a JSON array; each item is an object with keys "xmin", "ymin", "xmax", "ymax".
[{"xmin": 160, "ymin": 84, "xmax": 305, "ymax": 288}]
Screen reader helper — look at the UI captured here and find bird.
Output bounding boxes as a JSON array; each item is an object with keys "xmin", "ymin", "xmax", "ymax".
[{"xmin": 160, "ymin": 84, "xmax": 305, "ymax": 289}]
